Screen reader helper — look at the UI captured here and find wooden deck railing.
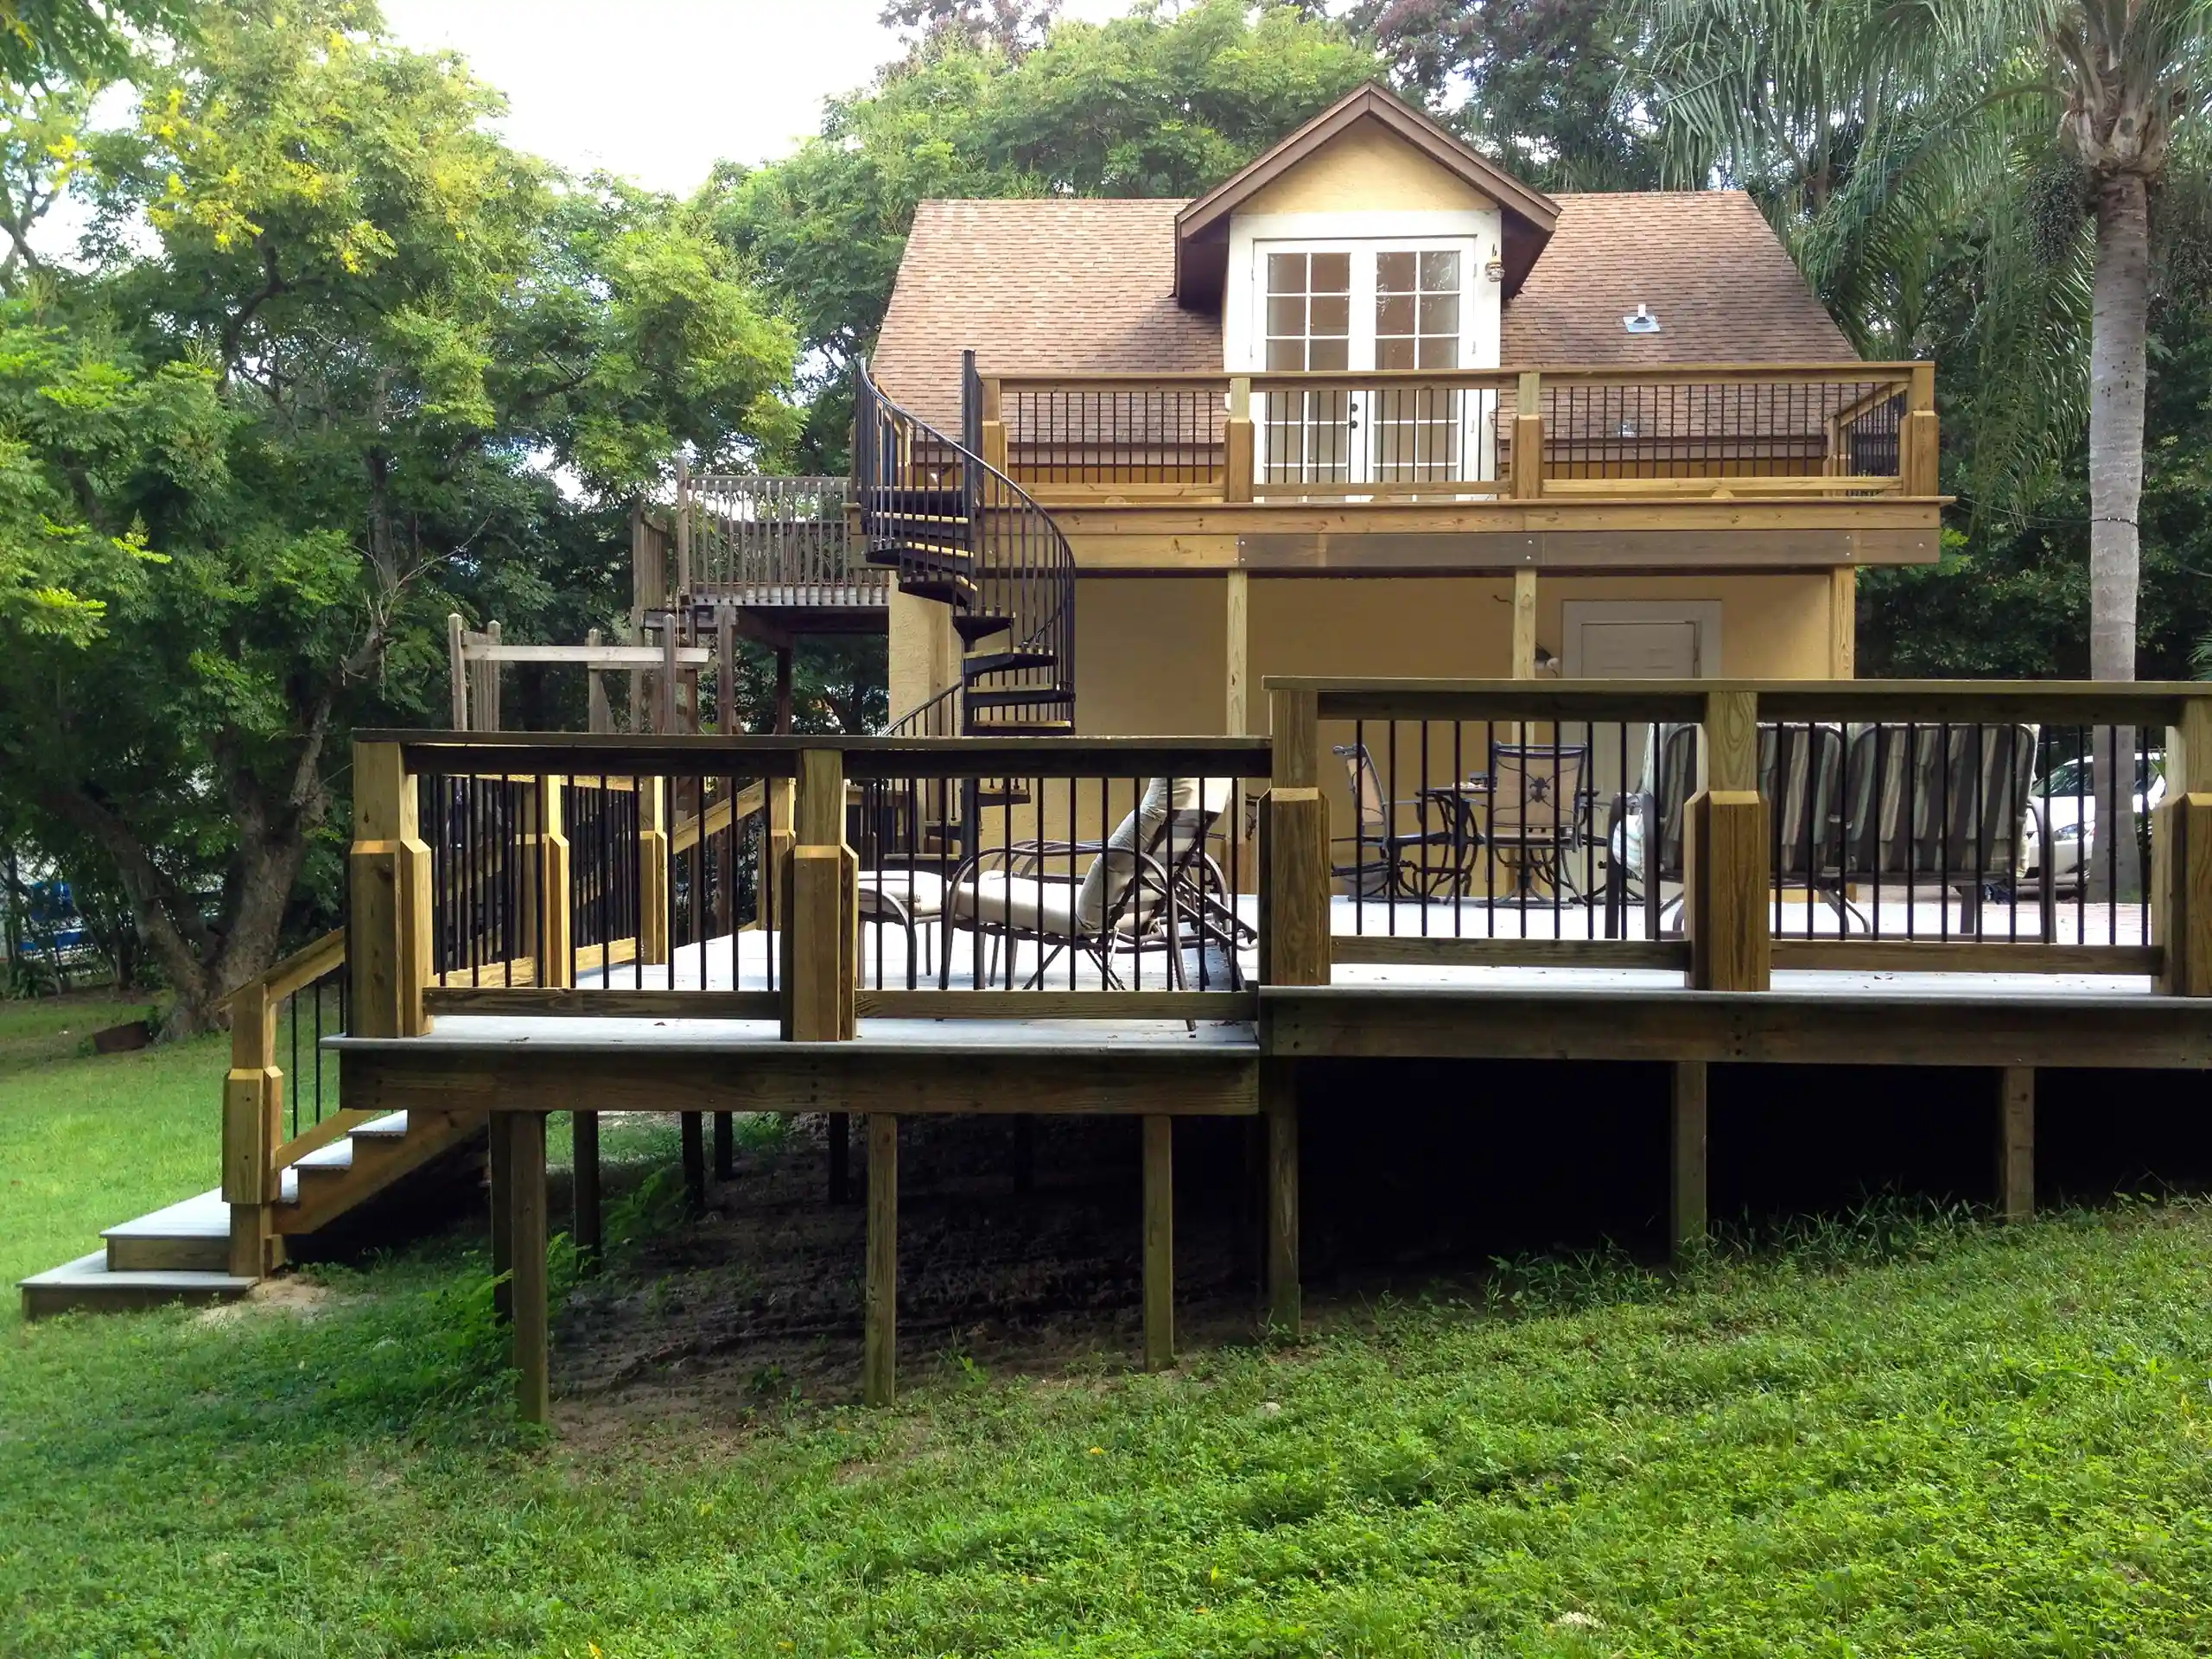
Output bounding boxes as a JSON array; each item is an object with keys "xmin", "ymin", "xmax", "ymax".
[
  {"xmin": 986, "ymin": 363, "xmax": 1936, "ymax": 505},
  {"xmin": 1262, "ymin": 677, "xmax": 2212, "ymax": 990},
  {"xmin": 223, "ymin": 928, "xmax": 348, "ymax": 1277}
]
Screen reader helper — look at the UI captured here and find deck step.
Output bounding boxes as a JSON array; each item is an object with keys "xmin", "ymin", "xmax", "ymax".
[
  {"xmin": 20, "ymin": 1250, "xmax": 255, "ymax": 1319},
  {"xmin": 862, "ymin": 486, "xmax": 966, "ymax": 518},
  {"xmin": 962, "ymin": 649, "xmax": 1058, "ymax": 678},
  {"xmin": 102, "ymin": 1189, "xmax": 230, "ymax": 1272},
  {"xmin": 953, "ymin": 613, "xmax": 1020, "ymax": 644}
]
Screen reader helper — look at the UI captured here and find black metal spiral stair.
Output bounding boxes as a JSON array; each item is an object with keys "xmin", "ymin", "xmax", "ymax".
[{"xmin": 858, "ymin": 354, "xmax": 1076, "ymax": 737}]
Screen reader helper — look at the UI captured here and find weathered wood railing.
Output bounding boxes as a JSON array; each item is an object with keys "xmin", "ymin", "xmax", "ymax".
[
  {"xmin": 986, "ymin": 363, "xmax": 1935, "ymax": 505},
  {"xmin": 1261, "ymin": 678, "xmax": 2212, "ymax": 991},
  {"xmin": 223, "ymin": 927, "xmax": 347, "ymax": 1276}
]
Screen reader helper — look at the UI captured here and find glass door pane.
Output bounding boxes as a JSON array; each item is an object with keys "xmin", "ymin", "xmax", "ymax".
[
  {"xmin": 1262, "ymin": 251, "xmax": 1352, "ymax": 483},
  {"xmin": 1371, "ymin": 249, "xmax": 1463, "ymax": 482}
]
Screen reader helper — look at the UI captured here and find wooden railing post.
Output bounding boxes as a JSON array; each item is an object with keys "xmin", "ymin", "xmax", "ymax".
[
  {"xmin": 1900, "ymin": 362, "xmax": 1939, "ymax": 497},
  {"xmin": 980, "ymin": 374, "xmax": 1009, "ymax": 476},
  {"xmin": 638, "ymin": 777, "xmax": 669, "ymax": 964},
  {"xmin": 1257, "ymin": 684, "xmax": 1321, "ymax": 1341},
  {"xmin": 782, "ymin": 748, "xmax": 856, "ymax": 1041},
  {"xmin": 537, "ymin": 775, "xmax": 572, "ymax": 989},
  {"xmin": 2154, "ymin": 695, "xmax": 2212, "ymax": 994},
  {"xmin": 1684, "ymin": 690, "xmax": 1770, "ymax": 991},
  {"xmin": 221, "ymin": 976, "xmax": 282, "ymax": 1279},
  {"xmin": 760, "ymin": 776, "xmax": 796, "ymax": 934},
  {"xmin": 1511, "ymin": 371, "xmax": 1543, "ymax": 499},
  {"xmin": 348, "ymin": 741, "xmax": 429, "ymax": 1038},
  {"xmin": 1225, "ymin": 375, "xmax": 1254, "ymax": 504}
]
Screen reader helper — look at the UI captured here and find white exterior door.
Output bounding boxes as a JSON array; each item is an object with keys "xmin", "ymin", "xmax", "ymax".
[
  {"xmin": 1563, "ymin": 602, "xmax": 1720, "ymax": 806},
  {"xmin": 1253, "ymin": 240, "xmax": 1478, "ymax": 486}
]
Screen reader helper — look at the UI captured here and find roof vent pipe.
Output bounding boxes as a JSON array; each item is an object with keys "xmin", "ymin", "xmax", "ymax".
[{"xmin": 1623, "ymin": 304, "xmax": 1661, "ymax": 334}]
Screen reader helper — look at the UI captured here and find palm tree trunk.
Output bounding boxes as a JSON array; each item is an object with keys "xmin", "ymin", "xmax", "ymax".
[{"xmin": 2086, "ymin": 170, "xmax": 2149, "ymax": 906}]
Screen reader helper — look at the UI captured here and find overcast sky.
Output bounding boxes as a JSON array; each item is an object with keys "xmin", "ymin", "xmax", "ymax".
[{"xmin": 377, "ymin": 0, "xmax": 1124, "ymax": 195}]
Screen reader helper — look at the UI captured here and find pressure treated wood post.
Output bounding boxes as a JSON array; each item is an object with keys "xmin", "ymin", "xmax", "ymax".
[
  {"xmin": 572, "ymin": 1109, "xmax": 602, "ymax": 1271},
  {"xmin": 1685, "ymin": 690, "xmax": 1770, "ymax": 991},
  {"xmin": 1511, "ymin": 568, "xmax": 1539, "ymax": 680},
  {"xmin": 221, "ymin": 976, "xmax": 283, "ymax": 1279},
  {"xmin": 863, "ymin": 1113, "xmax": 899, "ymax": 1407},
  {"xmin": 488, "ymin": 1109, "xmax": 514, "ymax": 1323},
  {"xmin": 536, "ymin": 775, "xmax": 572, "ymax": 988},
  {"xmin": 1669, "ymin": 1059, "xmax": 1708, "ymax": 1262},
  {"xmin": 1142, "ymin": 1114, "xmax": 1174, "ymax": 1370},
  {"xmin": 1225, "ymin": 376, "xmax": 1255, "ymax": 503},
  {"xmin": 681, "ymin": 1109, "xmax": 706, "ymax": 1210},
  {"xmin": 1256, "ymin": 684, "xmax": 1319, "ymax": 1340},
  {"xmin": 782, "ymin": 749, "xmax": 857, "ymax": 1041},
  {"xmin": 348, "ymin": 741, "xmax": 430, "ymax": 1039},
  {"xmin": 638, "ymin": 776, "xmax": 669, "ymax": 966},
  {"xmin": 2153, "ymin": 696, "xmax": 2212, "ymax": 995},
  {"xmin": 509, "ymin": 1110, "xmax": 550, "ymax": 1427},
  {"xmin": 1262, "ymin": 1062, "xmax": 1300, "ymax": 1337},
  {"xmin": 1997, "ymin": 1067, "xmax": 2035, "ymax": 1221},
  {"xmin": 1900, "ymin": 363, "xmax": 1939, "ymax": 497},
  {"xmin": 1510, "ymin": 371, "xmax": 1543, "ymax": 499}
]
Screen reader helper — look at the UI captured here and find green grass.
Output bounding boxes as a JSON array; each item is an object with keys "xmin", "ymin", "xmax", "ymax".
[{"xmin": 3, "ymin": 1029, "xmax": 2211, "ymax": 1655}]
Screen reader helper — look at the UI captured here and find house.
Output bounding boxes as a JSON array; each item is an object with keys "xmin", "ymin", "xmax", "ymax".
[{"xmin": 852, "ymin": 83, "xmax": 1938, "ymax": 744}]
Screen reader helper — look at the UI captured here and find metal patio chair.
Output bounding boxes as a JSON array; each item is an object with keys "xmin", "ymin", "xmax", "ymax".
[
  {"xmin": 1464, "ymin": 742, "xmax": 1595, "ymax": 899},
  {"xmin": 1331, "ymin": 742, "xmax": 1483, "ymax": 899}
]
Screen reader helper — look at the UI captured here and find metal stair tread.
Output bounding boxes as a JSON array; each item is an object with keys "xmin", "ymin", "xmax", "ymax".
[{"xmin": 963, "ymin": 686, "xmax": 1077, "ymax": 709}]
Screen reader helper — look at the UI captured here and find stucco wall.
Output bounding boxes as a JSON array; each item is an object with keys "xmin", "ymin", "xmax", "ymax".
[{"xmin": 1239, "ymin": 125, "xmax": 1498, "ymax": 217}]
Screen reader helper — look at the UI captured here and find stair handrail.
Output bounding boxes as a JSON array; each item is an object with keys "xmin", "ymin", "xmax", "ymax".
[
  {"xmin": 885, "ymin": 682, "xmax": 962, "ymax": 737},
  {"xmin": 224, "ymin": 926, "xmax": 352, "ymax": 1277},
  {"xmin": 856, "ymin": 359, "xmax": 1076, "ymax": 727}
]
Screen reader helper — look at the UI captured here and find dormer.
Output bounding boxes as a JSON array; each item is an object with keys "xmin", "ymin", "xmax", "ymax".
[{"xmin": 1173, "ymin": 85, "xmax": 1559, "ymax": 376}]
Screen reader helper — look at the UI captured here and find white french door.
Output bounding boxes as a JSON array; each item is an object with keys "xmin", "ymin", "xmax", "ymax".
[{"xmin": 1253, "ymin": 239, "xmax": 1481, "ymax": 487}]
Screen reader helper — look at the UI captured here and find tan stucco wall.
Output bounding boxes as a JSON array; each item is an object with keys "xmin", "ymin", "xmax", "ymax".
[
  {"xmin": 1238, "ymin": 124, "xmax": 1497, "ymax": 217},
  {"xmin": 1072, "ymin": 577, "xmax": 1230, "ymax": 736},
  {"xmin": 1536, "ymin": 573, "xmax": 1837, "ymax": 679},
  {"xmin": 887, "ymin": 579, "xmax": 956, "ymax": 728}
]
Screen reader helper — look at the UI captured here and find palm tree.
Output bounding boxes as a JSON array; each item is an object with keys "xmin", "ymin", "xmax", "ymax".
[{"xmin": 1649, "ymin": 0, "xmax": 2212, "ymax": 896}]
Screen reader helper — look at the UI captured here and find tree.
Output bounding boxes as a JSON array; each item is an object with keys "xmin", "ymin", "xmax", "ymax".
[
  {"xmin": 0, "ymin": 0, "xmax": 190, "ymax": 87},
  {"xmin": 0, "ymin": 0, "xmax": 796, "ymax": 1033},
  {"xmin": 1359, "ymin": 0, "xmax": 1664, "ymax": 189}
]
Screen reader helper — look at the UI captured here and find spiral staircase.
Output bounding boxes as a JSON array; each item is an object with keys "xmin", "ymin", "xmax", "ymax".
[{"xmin": 858, "ymin": 355, "xmax": 1076, "ymax": 738}]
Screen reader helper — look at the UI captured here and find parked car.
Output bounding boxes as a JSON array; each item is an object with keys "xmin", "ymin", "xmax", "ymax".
[{"xmin": 2018, "ymin": 751, "xmax": 2164, "ymax": 887}]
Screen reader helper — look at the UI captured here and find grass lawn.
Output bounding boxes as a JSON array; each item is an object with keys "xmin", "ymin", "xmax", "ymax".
[{"xmin": 3, "ymin": 1019, "xmax": 2211, "ymax": 1656}]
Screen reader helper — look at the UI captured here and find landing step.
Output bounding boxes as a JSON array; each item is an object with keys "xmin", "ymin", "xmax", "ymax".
[
  {"xmin": 103, "ymin": 1189, "xmax": 229, "ymax": 1272},
  {"xmin": 20, "ymin": 1250, "xmax": 255, "ymax": 1320}
]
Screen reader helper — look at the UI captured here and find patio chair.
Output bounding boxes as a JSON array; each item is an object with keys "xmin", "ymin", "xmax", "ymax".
[
  {"xmin": 938, "ymin": 776, "xmax": 1243, "ymax": 994},
  {"xmin": 1331, "ymin": 742, "xmax": 1482, "ymax": 899},
  {"xmin": 1838, "ymin": 721, "xmax": 2049, "ymax": 935},
  {"xmin": 1761, "ymin": 722, "xmax": 1852, "ymax": 931},
  {"xmin": 1465, "ymin": 743, "xmax": 1594, "ymax": 899}
]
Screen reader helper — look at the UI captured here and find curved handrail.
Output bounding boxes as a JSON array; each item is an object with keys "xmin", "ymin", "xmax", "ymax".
[{"xmin": 855, "ymin": 359, "xmax": 1076, "ymax": 730}]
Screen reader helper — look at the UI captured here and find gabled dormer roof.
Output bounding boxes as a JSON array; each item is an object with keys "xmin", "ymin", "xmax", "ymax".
[{"xmin": 1172, "ymin": 82, "xmax": 1560, "ymax": 308}]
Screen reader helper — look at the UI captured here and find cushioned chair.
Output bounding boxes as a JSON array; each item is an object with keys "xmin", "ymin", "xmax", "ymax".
[{"xmin": 938, "ymin": 777, "xmax": 1240, "ymax": 992}]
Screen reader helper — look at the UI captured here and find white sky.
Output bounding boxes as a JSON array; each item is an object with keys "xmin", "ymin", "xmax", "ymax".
[{"xmin": 377, "ymin": 0, "xmax": 1126, "ymax": 195}]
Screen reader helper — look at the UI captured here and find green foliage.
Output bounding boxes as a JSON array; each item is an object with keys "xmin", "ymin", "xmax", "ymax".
[{"xmin": 0, "ymin": 0, "xmax": 192, "ymax": 89}]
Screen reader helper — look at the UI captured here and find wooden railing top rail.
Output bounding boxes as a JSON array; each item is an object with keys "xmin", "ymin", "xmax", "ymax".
[
  {"xmin": 227, "ymin": 928, "xmax": 346, "ymax": 1014},
  {"xmin": 1268, "ymin": 677, "xmax": 2209, "ymax": 728},
  {"xmin": 994, "ymin": 362, "xmax": 1929, "ymax": 391},
  {"xmin": 368, "ymin": 731, "xmax": 1274, "ymax": 783}
]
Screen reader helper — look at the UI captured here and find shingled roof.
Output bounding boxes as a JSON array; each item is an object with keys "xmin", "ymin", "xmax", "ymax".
[{"xmin": 871, "ymin": 190, "xmax": 1853, "ymax": 429}]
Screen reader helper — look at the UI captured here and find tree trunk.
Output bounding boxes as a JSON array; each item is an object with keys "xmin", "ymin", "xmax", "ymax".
[{"xmin": 2085, "ymin": 171, "xmax": 2149, "ymax": 905}]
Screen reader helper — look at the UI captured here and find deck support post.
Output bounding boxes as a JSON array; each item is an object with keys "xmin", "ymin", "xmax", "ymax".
[
  {"xmin": 1142, "ymin": 1115, "xmax": 1174, "ymax": 1370},
  {"xmin": 1997, "ymin": 1067, "xmax": 2035, "ymax": 1221},
  {"xmin": 1511, "ymin": 567, "xmax": 1539, "ymax": 681},
  {"xmin": 488, "ymin": 1110, "xmax": 514, "ymax": 1322},
  {"xmin": 681, "ymin": 1110, "xmax": 706, "ymax": 1209},
  {"xmin": 348, "ymin": 741, "xmax": 430, "ymax": 1039},
  {"xmin": 714, "ymin": 1110, "xmax": 735, "ymax": 1182},
  {"xmin": 863, "ymin": 1113, "xmax": 899, "ymax": 1407},
  {"xmin": 828, "ymin": 1111, "xmax": 850, "ymax": 1203},
  {"xmin": 1669, "ymin": 1059, "xmax": 1709, "ymax": 1261},
  {"xmin": 572, "ymin": 1109, "xmax": 601, "ymax": 1271},
  {"xmin": 1262, "ymin": 1062, "xmax": 1300, "ymax": 1338},
  {"xmin": 509, "ymin": 1111, "xmax": 550, "ymax": 1427},
  {"xmin": 2154, "ymin": 696, "xmax": 2212, "ymax": 994},
  {"xmin": 1686, "ymin": 691, "xmax": 1769, "ymax": 991}
]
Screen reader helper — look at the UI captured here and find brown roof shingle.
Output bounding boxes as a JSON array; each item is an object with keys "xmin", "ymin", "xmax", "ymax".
[
  {"xmin": 873, "ymin": 199, "xmax": 1217, "ymax": 430},
  {"xmin": 1502, "ymin": 192, "xmax": 1851, "ymax": 362},
  {"xmin": 872, "ymin": 189, "xmax": 1854, "ymax": 428}
]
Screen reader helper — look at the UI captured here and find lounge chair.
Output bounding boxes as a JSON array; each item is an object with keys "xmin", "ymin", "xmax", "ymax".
[{"xmin": 938, "ymin": 776, "xmax": 1242, "ymax": 992}]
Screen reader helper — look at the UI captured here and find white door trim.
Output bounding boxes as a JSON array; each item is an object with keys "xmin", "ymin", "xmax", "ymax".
[{"xmin": 1560, "ymin": 600, "xmax": 1723, "ymax": 678}]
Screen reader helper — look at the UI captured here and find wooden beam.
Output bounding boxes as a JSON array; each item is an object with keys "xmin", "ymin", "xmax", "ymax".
[
  {"xmin": 1225, "ymin": 569, "xmax": 1249, "ymax": 735},
  {"xmin": 1262, "ymin": 1062, "xmax": 1300, "ymax": 1338},
  {"xmin": 510, "ymin": 1111, "xmax": 550, "ymax": 1427},
  {"xmin": 1143, "ymin": 1114, "xmax": 1174, "ymax": 1370},
  {"xmin": 448, "ymin": 613, "xmax": 468, "ymax": 728},
  {"xmin": 488, "ymin": 1111, "xmax": 514, "ymax": 1323},
  {"xmin": 1670, "ymin": 1060, "xmax": 1708, "ymax": 1262},
  {"xmin": 572, "ymin": 1109, "xmax": 601, "ymax": 1271},
  {"xmin": 1511, "ymin": 372, "xmax": 1542, "ymax": 499},
  {"xmin": 1998, "ymin": 1067, "xmax": 2034, "ymax": 1222},
  {"xmin": 863, "ymin": 1113, "xmax": 898, "ymax": 1407},
  {"xmin": 1334, "ymin": 937, "xmax": 1688, "ymax": 969},
  {"xmin": 1269, "ymin": 685, "xmax": 1317, "ymax": 790}
]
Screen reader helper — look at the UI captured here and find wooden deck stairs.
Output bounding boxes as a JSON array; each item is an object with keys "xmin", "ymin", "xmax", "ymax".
[{"xmin": 18, "ymin": 933, "xmax": 484, "ymax": 1319}]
